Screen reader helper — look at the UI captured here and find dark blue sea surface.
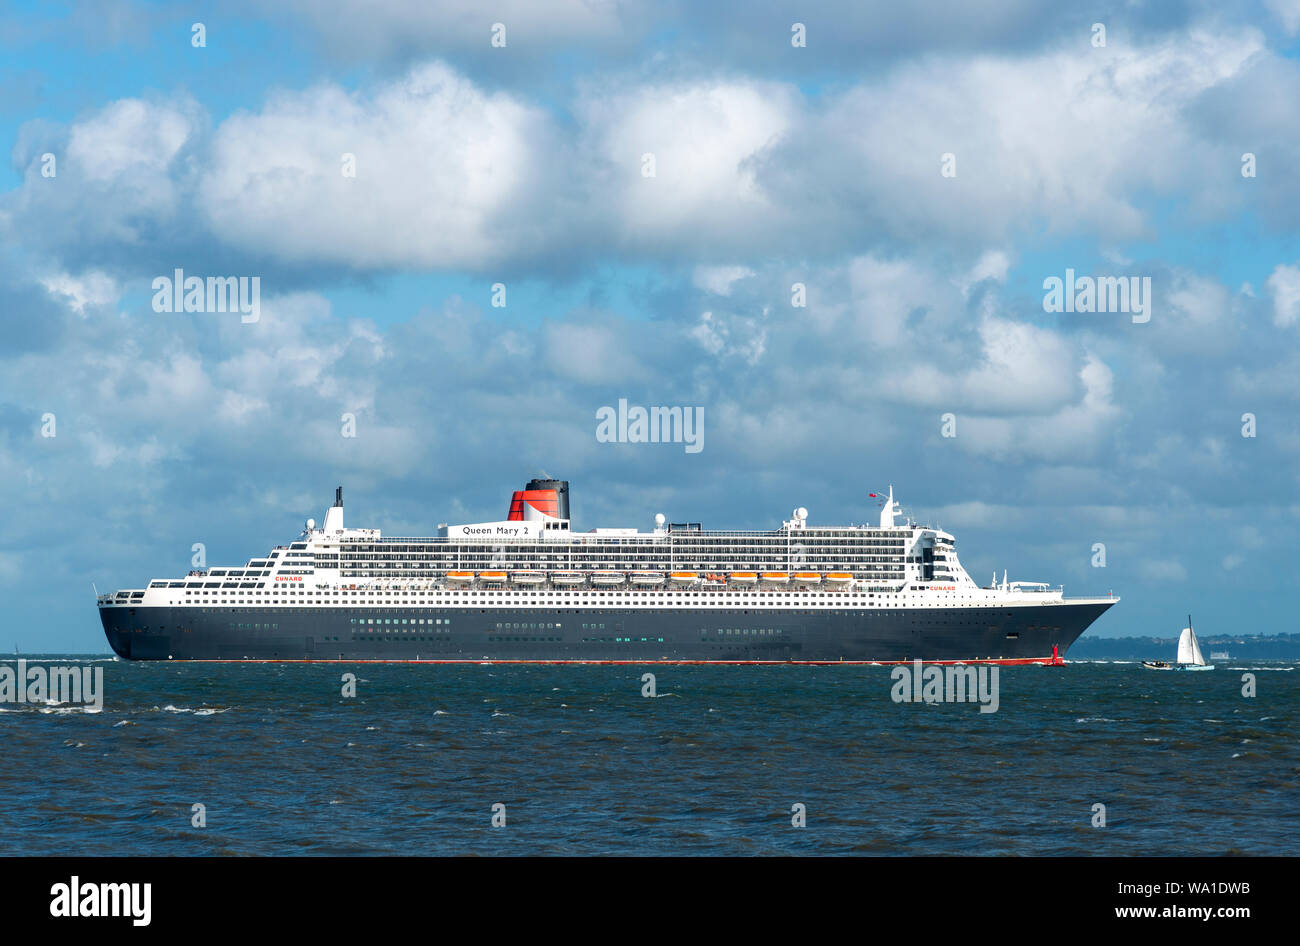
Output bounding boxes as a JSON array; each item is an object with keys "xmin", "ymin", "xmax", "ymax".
[{"xmin": 2, "ymin": 658, "xmax": 1296, "ymax": 855}]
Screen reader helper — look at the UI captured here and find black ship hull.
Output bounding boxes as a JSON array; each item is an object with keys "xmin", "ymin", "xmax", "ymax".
[{"xmin": 100, "ymin": 600, "xmax": 1116, "ymax": 663}]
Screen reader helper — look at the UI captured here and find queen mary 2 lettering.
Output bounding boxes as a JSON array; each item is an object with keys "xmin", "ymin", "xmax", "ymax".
[{"xmin": 96, "ymin": 478, "xmax": 1118, "ymax": 663}]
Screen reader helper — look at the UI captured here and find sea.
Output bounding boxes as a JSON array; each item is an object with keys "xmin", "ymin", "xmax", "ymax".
[{"xmin": 2, "ymin": 658, "xmax": 1296, "ymax": 856}]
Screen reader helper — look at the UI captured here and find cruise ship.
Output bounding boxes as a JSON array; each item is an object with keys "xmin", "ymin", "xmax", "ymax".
[{"xmin": 97, "ymin": 478, "xmax": 1118, "ymax": 663}]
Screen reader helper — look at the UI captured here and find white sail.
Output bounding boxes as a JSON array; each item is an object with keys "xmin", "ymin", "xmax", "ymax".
[{"xmin": 1177, "ymin": 627, "xmax": 1205, "ymax": 666}]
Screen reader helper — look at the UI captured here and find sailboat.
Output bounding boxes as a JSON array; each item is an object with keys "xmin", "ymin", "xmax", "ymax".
[{"xmin": 1142, "ymin": 615, "xmax": 1214, "ymax": 671}]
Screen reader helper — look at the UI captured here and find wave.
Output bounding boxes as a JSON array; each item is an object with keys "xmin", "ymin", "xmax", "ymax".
[{"xmin": 154, "ymin": 704, "xmax": 230, "ymax": 715}]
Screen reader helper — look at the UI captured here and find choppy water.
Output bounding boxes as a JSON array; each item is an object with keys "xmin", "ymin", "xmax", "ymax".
[{"xmin": 2, "ymin": 658, "xmax": 1296, "ymax": 855}]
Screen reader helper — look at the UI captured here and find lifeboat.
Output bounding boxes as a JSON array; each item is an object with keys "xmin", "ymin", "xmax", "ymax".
[
  {"xmin": 825, "ymin": 572, "xmax": 853, "ymax": 585},
  {"xmin": 511, "ymin": 571, "xmax": 545, "ymax": 584},
  {"xmin": 630, "ymin": 572, "xmax": 665, "ymax": 585},
  {"xmin": 729, "ymin": 572, "xmax": 758, "ymax": 584},
  {"xmin": 589, "ymin": 571, "xmax": 625, "ymax": 586},
  {"xmin": 478, "ymin": 571, "xmax": 508, "ymax": 582},
  {"xmin": 550, "ymin": 571, "xmax": 585, "ymax": 585},
  {"xmin": 670, "ymin": 571, "xmax": 699, "ymax": 584},
  {"xmin": 761, "ymin": 572, "xmax": 790, "ymax": 584},
  {"xmin": 794, "ymin": 572, "xmax": 822, "ymax": 584},
  {"xmin": 446, "ymin": 571, "xmax": 474, "ymax": 582}
]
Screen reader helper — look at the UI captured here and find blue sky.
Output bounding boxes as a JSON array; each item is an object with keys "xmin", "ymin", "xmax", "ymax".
[{"xmin": 3, "ymin": 0, "xmax": 1300, "ymax": 650}]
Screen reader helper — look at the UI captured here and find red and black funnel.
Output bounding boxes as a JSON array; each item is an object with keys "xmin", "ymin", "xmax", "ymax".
[{"xmin": 507, "ymin": 478, "xmax": 570, "ymax": 522}]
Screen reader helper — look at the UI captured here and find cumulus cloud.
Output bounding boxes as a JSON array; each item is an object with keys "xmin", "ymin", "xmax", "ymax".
[
  {"xmin": 951, "ymin": 354, "xmax": 1121, "ymax": 461},
  {"xmin": 40, "ymin": 270, "xmax": 119, "ymax": 314},
  {"xmin": 758, "ymin": 29, "xmax": 1265, "ymax": 252},
  {"xmin": 2, "ymin": 28, "xmax": 1287, "ymax": 277},
  {"xmin": 693, "ymin": 264, "xmax": 755, "ymax": 296},
  {"xmin": 7, "ymin": 94, "xmax": 204, "ymax": 257},
  {"xmin": 573, "ymin": 77, "xmax": 797, "ymax": 254},
  {"xmin": 198, "ymin": 64, "xmax": 554, "ymax": 270},
  {"xmin": 1266, "ymin": 263, "xmax": 1300, "ymax": 327}
]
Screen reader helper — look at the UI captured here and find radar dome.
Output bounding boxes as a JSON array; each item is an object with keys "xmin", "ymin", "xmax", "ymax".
[
  {"xmin": 796, "ymin": 507, "xmax": 808, "ymax": 520},
  {"xmin": 654, "ymin": 513, "xmax": 666, "ymax": 526},
  {"xmin": 305, "ymin": 518, "xmax": 315, "ymax": 531}
]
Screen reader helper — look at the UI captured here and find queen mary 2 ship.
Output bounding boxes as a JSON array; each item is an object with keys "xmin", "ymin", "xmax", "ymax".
[{"xmin": 97, "ymin": 478, "xmax": 1118, "ymax": 663}]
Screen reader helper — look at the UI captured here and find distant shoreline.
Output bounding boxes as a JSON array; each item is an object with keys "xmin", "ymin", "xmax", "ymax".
[{"xmin": 1071, "ymin": 632, "xmax": 1300, "ymax": 660}]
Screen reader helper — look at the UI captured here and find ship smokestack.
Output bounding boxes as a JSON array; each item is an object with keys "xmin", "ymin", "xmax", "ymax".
[
  {"xmin": 526, "ymin": 479, "xmax": 569, "ymax": 520},
  {"xmin": 323, "ymin": 485, "xmax": 345, "ymax": 533},
  {"xmin": 507, "ymin": 478, "xmax": 570, "ymax": 522}
]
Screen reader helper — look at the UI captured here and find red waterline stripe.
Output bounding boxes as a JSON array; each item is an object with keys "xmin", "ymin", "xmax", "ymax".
[{"xmin": 164, "ymin": 656, "xmax": 1067, "ymax": 666}]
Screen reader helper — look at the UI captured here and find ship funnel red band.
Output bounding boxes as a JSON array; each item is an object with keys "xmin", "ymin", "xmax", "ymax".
[{"xmin": 507, "ymin": 478, "xmax": 570, "ymax": 521}]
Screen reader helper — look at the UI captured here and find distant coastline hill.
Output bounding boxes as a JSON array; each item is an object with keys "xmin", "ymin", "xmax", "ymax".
[{"xmin": 1071, "ymin": 632, "xmax": 1300, "ymax": 661}]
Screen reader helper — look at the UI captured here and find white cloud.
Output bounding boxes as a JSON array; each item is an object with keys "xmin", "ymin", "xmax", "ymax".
[
  {"xmin": 40, "ymin": 270, "xmax": 120, "ymax": 314},
  {"xmin": 693, "ymin": 265, "xmax": 755, "ymax": 296},
  {"xmin": 197, "ymin": 63, "xmax": 551, "ymax": 269},
  {"xmin": 1265, "ymin": 0, "xmax": 1300, "ymax": 34},
  {"xmin": 285, "ymin": 0, "xmax": 637, "ymax": 61},
  {"xmin": 689, "ymin": 309, "xmax": 766, "ymax": 365},
  {"xmin": 1139, "ymin": 560, "xmax": 1188, "ymax": 582},
  {"xmin": 576, "ymin": 78, "xmax": 796, "ymax": 251},
  {"xmin": 762, "ymin": 29, "xmax": 1265, "ymax": 250},
  {"xmin": 960, "ymin": 318, "xmax": 1076, "ymax": 414},
  {"xmin": 953, "ymin": 354, "xmax": 1120, "ymax": 461},
  {"xmin": 543, "ymin": 321, "xmax": 647, "ymax": 385},
  {"xmin": 3, "ymin": 30, "xmax": 1281, "ymax": 274},
  {"xmin": 67, "ymin": 98, "xmax": 194, "ymax": 182},
  {"xmin": 1266, "ymin": 262, "xmax": 1300, "ymax": 327},
  {"xmin": 961, "ymin": 250, "xmax": 1011, "ymax": 294}
]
